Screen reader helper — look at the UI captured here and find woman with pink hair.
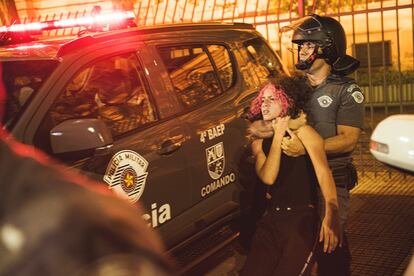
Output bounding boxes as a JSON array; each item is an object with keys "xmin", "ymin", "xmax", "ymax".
[{"xmin": 240, "ymin": 76, "xmax": 340, "ymax": 276}]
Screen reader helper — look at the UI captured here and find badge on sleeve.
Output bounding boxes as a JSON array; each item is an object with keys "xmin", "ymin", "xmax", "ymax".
[
  {"xmin": 317, "ymin": 95, "xmax": 333, "ymax": 108},
  {"xmin": 351, "ymin": 91, "xmax": 364, "ymax": 103},
  {"xmin": 347, "ymin": 84, "xmax": 364, "ymax": 104}
]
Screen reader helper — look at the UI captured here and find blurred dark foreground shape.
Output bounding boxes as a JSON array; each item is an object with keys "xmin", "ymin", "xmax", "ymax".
[{"xmin": 0, "ymin": 130, "xmax": 173, "ymax": 276}]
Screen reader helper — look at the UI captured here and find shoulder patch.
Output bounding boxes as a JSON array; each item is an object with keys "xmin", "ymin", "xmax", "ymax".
[
  {"xmin": 346, "ymin": 83, "xmax": 361, "ymax": 93},
  {"xmin": 351, "ymin": 91, "xmax": 364, "ymax": 104},
  {"xmin": 317, "ymin": 95, "xmax": 333, "ymax": 108}
]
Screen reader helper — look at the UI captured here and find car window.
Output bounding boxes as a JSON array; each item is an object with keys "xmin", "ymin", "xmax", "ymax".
[
  {"xmin": 158, "ymin": 45, "xmax": 223, "ymax": 109},
  {"xmin": 233, "ymin": 47, "xmax": 262, "ymax": 89},
  {"xmin": 206, "ymin": 45, "xmax": 234, "ymax": 90},
  {"xmin": 44, "ymin": 53, "xmax": 157, "ymax": 140},
  {"xmin": 236, "ymin": 38, "xmax": 283, "ymax": 88},
  {"xmin": 1, "ymin": 60, "xmax": 58, "ymax": 128}
]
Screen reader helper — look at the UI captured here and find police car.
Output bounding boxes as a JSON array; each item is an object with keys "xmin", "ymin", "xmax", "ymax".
[
  {"xmin": 370, "ymin": 114, "xmax": 414, "ymax": 174},
  {"xmin": 0, "ymin": 11, "xmax": 286, "ymax": 265}
]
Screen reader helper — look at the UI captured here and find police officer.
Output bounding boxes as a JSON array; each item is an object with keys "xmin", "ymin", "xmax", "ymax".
[{"xmin": 250, "ymin": 14, "xmax": 364, "ymax": 275}]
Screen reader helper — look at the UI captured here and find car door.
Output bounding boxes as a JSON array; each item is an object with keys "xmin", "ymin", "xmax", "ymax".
[
  {"xmin": 154, "ymin": 42, "xmax": 253, "ymax": 227},
  {"xmin": 153, "ymin": 36, "xmax": 288, "ymax": 227},
  {"xmin": 28, "ymin": 43, "xmax": 193, "ymax": 246}
]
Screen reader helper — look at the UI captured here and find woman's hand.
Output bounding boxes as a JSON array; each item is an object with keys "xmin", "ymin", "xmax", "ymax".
[
  {"xmin": 319, "ymin": 206, "xmax": 341, "ymax": 253},
  {"xmin": 272, "ymin": 116, "xmax": 290, "ymax": 140}
]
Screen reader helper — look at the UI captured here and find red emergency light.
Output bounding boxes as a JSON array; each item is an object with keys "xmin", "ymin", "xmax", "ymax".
[
  {"xmin": 0, "ymin": 11, "xmax": 136, "ymax": 34},
  {"xmin": 0, "ymin": 22, "xmax": 49, "ymax": 33}
]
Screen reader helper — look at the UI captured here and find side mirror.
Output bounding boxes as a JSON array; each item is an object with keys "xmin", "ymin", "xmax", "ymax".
[{"xmin": 50, "ymin": 118, "xmax": 113, "ymax": 154}]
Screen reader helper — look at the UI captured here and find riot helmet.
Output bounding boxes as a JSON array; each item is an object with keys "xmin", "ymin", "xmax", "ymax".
[{"xmin": 289, "ymin": 14, "xmax": 360, "ymax": 75}]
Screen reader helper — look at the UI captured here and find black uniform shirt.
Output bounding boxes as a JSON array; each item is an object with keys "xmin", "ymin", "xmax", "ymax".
[
  {"xmin": 306, "ymin": 74, "xmax": 364, "ymax": 187},
  {"xmin": 307, "ymin": 74, "xmax": 365, "ymax": 143}
]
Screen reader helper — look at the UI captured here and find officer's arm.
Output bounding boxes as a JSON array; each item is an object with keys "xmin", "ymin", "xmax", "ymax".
[
  {"xmin": 324, "ymin": 125, "xmax": 361, "ymax": 154},
  {"xmin": 248, "ymin": 113, "xmax": 306, "ymax": 139},
  {"xmin": 249, "ymin": 120, "xmax": 273, "ymax": 139},
  {"xmin": 327, "ymin": 83, "xmax": 364, "ymax": 154}
]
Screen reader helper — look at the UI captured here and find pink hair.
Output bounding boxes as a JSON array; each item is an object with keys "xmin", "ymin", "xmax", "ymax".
[{"xmin": 250, "ymin": 82, "xmax": 291, "ymax": 119}]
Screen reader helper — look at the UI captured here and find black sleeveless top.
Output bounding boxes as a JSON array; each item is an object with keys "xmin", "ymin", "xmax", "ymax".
[{"xmin": 262, "ymin": 137, "xmax": 318, "ymax": 207}]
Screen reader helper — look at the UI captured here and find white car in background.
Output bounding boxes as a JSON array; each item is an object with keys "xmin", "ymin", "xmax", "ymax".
[
  {"xmin": 371, "ymin": 114, "xmax": 414, "ymax": 276},
  {"xmin": 370, "ymin": 114, "xmax": 414, "ymax": 174}
]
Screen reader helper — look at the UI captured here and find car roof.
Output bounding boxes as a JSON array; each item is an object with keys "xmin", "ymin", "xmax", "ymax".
[
  {"xmin": 0, "ymin": 22, "xmax": 255, "ymax": 61},
  {"xmin": 0, "ymin": 39, "xmax": 68, "ymax": 61}
]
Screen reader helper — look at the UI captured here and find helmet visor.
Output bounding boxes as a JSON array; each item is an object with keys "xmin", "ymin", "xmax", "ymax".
[
  {"xmin": 281, "ymin": 15, "xmax": 326, "ymax": 45},
  {"xmin": 280, "ymin": 16, "xmax": 320, "ymax": 34}
]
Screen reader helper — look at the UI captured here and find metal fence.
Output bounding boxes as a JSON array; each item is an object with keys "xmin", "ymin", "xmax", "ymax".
[{"xmin": 7, "ymin": 0, "xmax": 414, "ymax": 176}]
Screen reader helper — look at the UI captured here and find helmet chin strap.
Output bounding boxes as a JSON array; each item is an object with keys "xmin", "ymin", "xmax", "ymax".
[{"xmin": 295, "ymin": 45, "xmax": 322, "ymax": 70}]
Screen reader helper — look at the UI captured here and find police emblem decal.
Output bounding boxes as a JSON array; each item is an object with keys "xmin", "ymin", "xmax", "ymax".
[
  {"xmin": 206, "ymin": 142, "xmax": 225, "ymax": 180},
  {"xmin": 351, "ymin": 91, "xmax": 364, "ymax": 104},
  {"xmin": 317, "ymin": 95, "xmax": 333, "ymax": 108},
  {"xmin": 103, "ymin": 150, "xmax": 149, "ymax": 203}
]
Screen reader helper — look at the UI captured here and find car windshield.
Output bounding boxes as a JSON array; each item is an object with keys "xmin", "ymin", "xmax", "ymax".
[{"xmin": 1, "ymin": 60, "xmax": 58, "ymax": 128}]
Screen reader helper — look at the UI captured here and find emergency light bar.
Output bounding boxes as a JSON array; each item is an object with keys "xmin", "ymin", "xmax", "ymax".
[{"xmin": 0, "ymin": 11, "xmax": 135, "ymax": 33}]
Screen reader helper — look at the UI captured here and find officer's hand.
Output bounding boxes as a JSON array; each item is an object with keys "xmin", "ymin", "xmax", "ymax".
[
  {"xmin": 319, "ymin": 208, "xmax": 341, "ymax": 253},
  {"xmin": 281, "ymin": 128, "xmax": 306, "ymax": 157},
  {"xmin": 288, "ymin": 111, "xmax": 307, "ymax": 130},
  {"xmin": 249, "ymin": 120, "xmax": 273, "ymax": 139}
]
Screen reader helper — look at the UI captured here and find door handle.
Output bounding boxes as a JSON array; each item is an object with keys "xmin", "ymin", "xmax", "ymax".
[
  {"xmin": 94, "ymin": 144, "xmax": 114, "ymax": 156},
  {"xmin": 157, "ymin": 139, "xmax": 182, "ymax": 155}
]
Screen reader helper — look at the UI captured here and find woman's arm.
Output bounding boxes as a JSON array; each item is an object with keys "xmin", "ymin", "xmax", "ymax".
[
  {"xmin": 295, "ymin": 126, "xmax": 341, "ymax": 253},
  {"xmin": 252, "ymin": 118, "xmax": 288, "ymax": 185}
]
